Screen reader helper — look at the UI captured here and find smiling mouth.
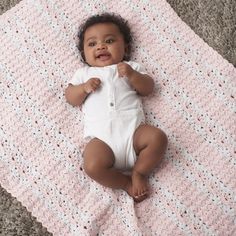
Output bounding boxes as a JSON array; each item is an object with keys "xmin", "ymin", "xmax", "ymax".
[{"xmin": 96, "ymin": 53, "xmax": 111, "ymax": 61}]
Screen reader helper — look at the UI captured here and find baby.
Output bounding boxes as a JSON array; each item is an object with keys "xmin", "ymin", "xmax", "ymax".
[{"xmin": 65, "ymin": 13, "xmax": 167, "ymax": 202}]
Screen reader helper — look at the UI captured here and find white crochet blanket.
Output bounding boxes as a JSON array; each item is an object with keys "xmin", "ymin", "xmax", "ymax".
[{"xmin": 0, "ymin": 0, "xmax": 235, "ymax": 235}]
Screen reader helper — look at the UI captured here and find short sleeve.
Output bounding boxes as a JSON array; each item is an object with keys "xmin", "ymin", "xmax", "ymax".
[
  {"xmin": 127, "ymin": 61, "xmax": 147, "ymax": 75},
  {"xmin": 69, "ymin": 67, "xmax": 85, "ymax": 85}
]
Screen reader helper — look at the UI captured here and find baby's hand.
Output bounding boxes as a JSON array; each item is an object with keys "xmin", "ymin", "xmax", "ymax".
[
  {"xmin": 117, "ymin": 62, "xmax": 135, "ymax": 78},
  {"xmin": 83, "ymin": 78, "xmax": 101, "ymax": 94}
]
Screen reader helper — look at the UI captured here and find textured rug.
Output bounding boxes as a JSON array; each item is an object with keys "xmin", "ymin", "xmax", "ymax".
[{"xmin": 0, "ymin": 0, "xmax": 235, "ymax": 235}]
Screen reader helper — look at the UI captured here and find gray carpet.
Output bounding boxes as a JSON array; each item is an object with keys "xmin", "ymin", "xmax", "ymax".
[{"xmin": 0, "ymin": 0, "xmax": 235, "ymax": 235}]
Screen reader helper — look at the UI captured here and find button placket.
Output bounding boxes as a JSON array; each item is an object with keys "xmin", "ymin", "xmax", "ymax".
[
  {"xmin": 109, "ymin": 89, "xmax": 115, "ymax": 108},
  {"xmin": 108, "ymin": 68, "xmax": 116, "ymax": 109}
]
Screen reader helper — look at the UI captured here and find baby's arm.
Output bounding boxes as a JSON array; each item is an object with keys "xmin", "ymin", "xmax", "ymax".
[
  {"xmin": 117, "ymin": 62, "xmax": 154, "ymax": 96},
  {"xmin": 65, "ymin": 78, "xmax": 101, "ymax": 106}
]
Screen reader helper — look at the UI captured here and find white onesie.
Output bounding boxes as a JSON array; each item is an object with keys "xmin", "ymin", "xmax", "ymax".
[{"xmin": 69, "ymin": 61, "xmax": 146, "ymax": 170}]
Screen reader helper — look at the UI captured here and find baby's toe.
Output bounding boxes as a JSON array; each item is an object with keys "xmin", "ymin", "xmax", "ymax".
[
  {"xmin": 133, "ymin": 189, "xmax": 148, "ymax": 202},
  {"xmin": 134, "ymin": 193, "xmax": 148, "ymax": 202}
]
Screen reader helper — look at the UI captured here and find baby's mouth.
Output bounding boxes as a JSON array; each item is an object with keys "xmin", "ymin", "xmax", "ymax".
[{"xmin": 96, "ymin": 52, "xmax": 111, "ymax": 61}]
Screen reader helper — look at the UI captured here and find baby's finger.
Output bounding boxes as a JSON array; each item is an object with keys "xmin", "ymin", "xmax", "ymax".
[
  {"xmin": 91, "ymin": 82, "xmax": 100, "ymax": 91},
  {"xmin": 91, "ymin": 77, "xmax": 101, "ymax": 84},
  {"xmin": 118, "ymin": 67, "xmax": 125, "ymax": 77},
  {"xmin": 94, "ymin": 79, "xmax": 101, "ymax": 85},
  {"xmin": 93, "ymin": 80, "xmax": 101, "ymax": 87},
  {"xmin": 117, "ymin": 62, "xmax": 125, "ymax": 68}
]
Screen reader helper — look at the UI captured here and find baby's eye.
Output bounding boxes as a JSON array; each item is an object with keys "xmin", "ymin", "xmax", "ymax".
[
  {"xmin": 106, "ymin": 38, "xmax": 114, "ymax": 44},
  {"xmin": 88, "ymin": 41, "xmax": 96, "ymax": 47}
]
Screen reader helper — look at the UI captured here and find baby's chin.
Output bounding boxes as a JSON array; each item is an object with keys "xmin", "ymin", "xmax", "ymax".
[{"xmin": 87, "ymin": 58, "xmax": 122, "ymax": 67}]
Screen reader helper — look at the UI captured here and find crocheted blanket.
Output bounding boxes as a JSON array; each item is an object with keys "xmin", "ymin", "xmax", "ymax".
[{"xmin": 0, "ymin": 0, "xmax": 235, "ymax": 235}]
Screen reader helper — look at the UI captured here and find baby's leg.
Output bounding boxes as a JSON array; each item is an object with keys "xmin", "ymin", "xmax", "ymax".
[
  {"xmin": 83, "ymin": 138, "xmax": 133, "ymax": 197},
  {"xmin": 132, "ymin": 125, "xmax": 168, "ymax": 202}
]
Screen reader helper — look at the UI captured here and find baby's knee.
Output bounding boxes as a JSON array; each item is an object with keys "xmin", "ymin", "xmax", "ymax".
[
  {"xmin": 84, "ymin": 156, "xmax": 113, "ymax": 180},
  {"xmin": 153, "ymin": 128, "xmax": 168, "ymax": 147},
  {"xmin": 83, "ymin": 160, "xmax": 100, "ymax": 179}
]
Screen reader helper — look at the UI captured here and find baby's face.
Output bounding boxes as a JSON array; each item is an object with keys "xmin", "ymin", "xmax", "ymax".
[{"xmin": 83, "ymin": 23, "xmax": 127, "ymax": 67}]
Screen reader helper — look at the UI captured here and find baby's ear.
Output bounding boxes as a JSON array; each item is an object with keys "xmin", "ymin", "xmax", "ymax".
[
  {"xmin": 81, "ymin": 50, "xmax": 86, "ymax": 62},
  {"xmin": 124, "ymin": 44, "xmax": 131, "ymax": 60},
  {"xmin": 125, "ymin": 44, "xmax": 129, "ymax": 54}
]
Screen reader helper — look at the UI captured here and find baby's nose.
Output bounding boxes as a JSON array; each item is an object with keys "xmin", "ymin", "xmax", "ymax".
[{"xmin": 97, "ymin": 42, "xmax": 107, "ymax": 50}]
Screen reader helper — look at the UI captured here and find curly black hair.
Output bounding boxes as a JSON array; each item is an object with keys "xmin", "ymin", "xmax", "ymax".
[{"xmin": 77, "ymin": 13, "xmax": 132, "ymax": 64}]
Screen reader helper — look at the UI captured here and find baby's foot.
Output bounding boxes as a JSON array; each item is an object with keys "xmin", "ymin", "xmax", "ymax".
[
  {"xmin": 132, "ymin": 170, "xmax": 149, "ymax": 202},
  {"xmin": 123, "ymin": 176, "xmax": 135, "ymax": 198}
]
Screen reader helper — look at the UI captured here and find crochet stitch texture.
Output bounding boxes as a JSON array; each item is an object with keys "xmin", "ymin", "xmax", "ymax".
[{"xmin": 0, "ymin": 0, "xmax": 235, "ymax": 235}]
